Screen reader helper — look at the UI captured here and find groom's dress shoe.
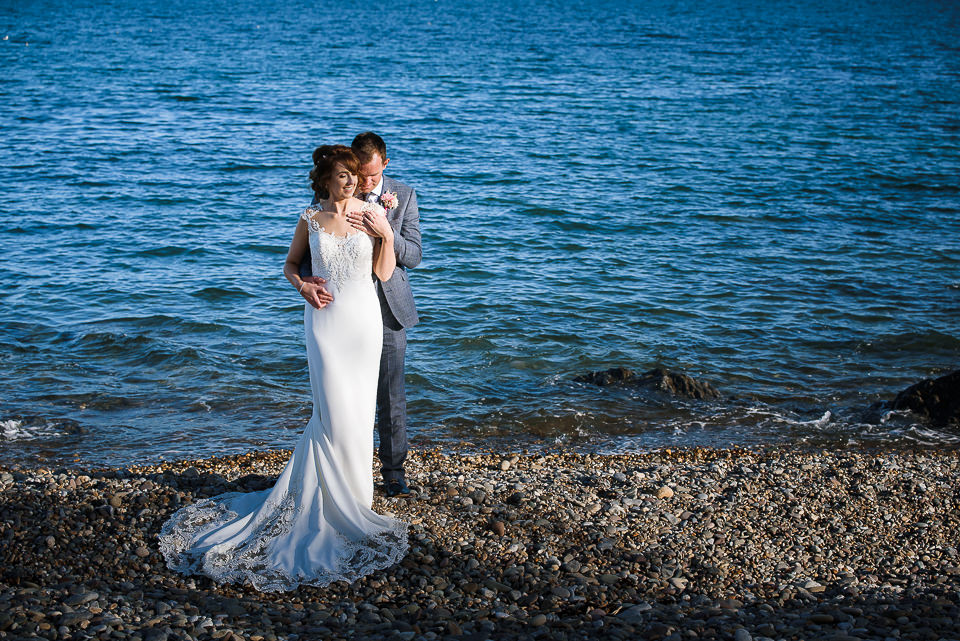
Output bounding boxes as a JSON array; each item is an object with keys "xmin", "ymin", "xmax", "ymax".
[{"xmin": 386, "ymin": 479, "xmax": 411, "ymax": 497}]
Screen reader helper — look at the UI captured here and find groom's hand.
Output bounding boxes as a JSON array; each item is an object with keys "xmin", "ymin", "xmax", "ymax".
[
  {"xmin": 346, "ymin": 210, "xmax": 371, "ymax": 236},
  {"xmin": 301, "ymin": 276, "xmax": 333, "ymax": 309}
]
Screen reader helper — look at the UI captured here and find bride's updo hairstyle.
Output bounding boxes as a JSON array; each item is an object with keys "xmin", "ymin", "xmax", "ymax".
[{"xmin": 309, "ymin": 144, "xmax": 361, "ymax": 199}]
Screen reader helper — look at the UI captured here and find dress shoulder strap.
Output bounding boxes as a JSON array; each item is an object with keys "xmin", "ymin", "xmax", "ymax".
[
  {"xmin": 300, "ymin": 205, "xmax": 320, "ymax": 221},
  {"xmin": 300, "ymin": 206, "xmax": 324, "ymax": 231}
]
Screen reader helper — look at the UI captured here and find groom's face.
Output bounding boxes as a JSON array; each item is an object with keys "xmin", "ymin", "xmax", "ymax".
[{"xmin": 358, "ymin": 153, "xmax": 389, "ymax": 193}]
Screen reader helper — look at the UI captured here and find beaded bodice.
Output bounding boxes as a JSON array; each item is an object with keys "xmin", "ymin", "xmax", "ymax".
[{"xmin": 299, "ymin": 204, "xmax": 379, "ymax": 290}]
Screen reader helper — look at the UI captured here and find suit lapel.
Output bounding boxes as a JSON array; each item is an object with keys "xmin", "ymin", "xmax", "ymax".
[{"xmin": 381, "ymin": 176, "xmax": 395, "ymax": 200}]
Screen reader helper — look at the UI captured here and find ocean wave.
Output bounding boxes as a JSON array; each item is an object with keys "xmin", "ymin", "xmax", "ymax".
[
  {"xmin": 63, "ymin": 328, "xmax": 217, "ymax": 369},
  {"xmin": 72, "ymin": 180, "xmax": 114, "ymax": 187},
  {"xmin": 73, "ymin": 330, "xmax": 152, "ymax": 351},
  {"xmin": 82, "ymin": 314, "xmax": 236, "ymax": 335},
  {"xmin": 854, "ymin": 331, "xmax": 960, "ymax": 355},
  {"xmin": 1, "ymin": 417, "xmax": 83, "ymax": 441},
  {"xmin": 237, "ymin": 243, "xmax": 286, "ymax": 255},
  {"xmin": 221, "ymin": 163, "xmax": 292, "ymax": 172},
  {"xmin": 135, "ymin": 246, "xmax": 211, "ymax": 257},
  {"xmin": 190, "ymin": 286, "xmax": 256, "ymax": 301}
]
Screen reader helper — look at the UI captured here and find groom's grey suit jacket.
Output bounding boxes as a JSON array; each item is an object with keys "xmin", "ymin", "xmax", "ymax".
[
  {"xmin": 301, "ymin": 175, "xmax": 421, "ymax": 328},
  {"xmin": 372, "ymin": 175, "xmax": 420, "ymax": 328}
]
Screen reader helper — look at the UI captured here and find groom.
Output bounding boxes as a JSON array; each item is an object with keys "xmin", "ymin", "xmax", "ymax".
[{"xmin": 300, "ymin": 132, "xmax": 422, "ymax": 498}]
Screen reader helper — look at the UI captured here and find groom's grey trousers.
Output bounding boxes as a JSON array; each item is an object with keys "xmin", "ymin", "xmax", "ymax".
[{"xmin": 376, "ymin": 288, "xmax": 408, "ymax": 483}]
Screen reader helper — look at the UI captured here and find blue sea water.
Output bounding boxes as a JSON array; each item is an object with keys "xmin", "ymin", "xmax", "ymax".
[{"xmin": 1, "ymin": 0, "xmax": 959, "ymax": 467}]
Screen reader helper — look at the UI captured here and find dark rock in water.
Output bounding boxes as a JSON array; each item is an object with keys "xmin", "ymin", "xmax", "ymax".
[
  {"xmin": 574, "ymin": 367, "xmax": 721, "ymax": 400},
  {"xmin": 892, "ymin": 369, "xmax": 960, "ymax": 427},
  {"xmin": 575, "ymin": 366, "xmax": 637, "ymax": 386},
  {"xmin": 641, "ymin": 368, "xmax": 722, "ymax": 400}
]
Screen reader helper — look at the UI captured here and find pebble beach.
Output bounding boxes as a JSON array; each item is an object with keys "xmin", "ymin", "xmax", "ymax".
[{"xmin": 2, "ymin": 446, "xmax": 960, "ymax": 641}]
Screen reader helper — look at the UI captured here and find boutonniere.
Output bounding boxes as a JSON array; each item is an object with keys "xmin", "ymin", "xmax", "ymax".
[{"xmin": 380, "ymin": 191, "xmax": 399, "ymax": 210}]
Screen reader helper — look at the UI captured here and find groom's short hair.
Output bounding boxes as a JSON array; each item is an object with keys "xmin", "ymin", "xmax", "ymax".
[{"xmin": 352, "ymin": 132, "xmax": 387, "ymax": 163}]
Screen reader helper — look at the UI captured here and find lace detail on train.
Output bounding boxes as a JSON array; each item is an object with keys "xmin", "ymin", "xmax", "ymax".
[
  {"xmin": 157, "ymin": 199, "xmax": 407, "ymax": 591},
  {"xmin": 157, "ymin": 484, "xmax": 409, "ymax": 592},
  {"xmin": 300, "ymin": 205, "xmax": 379, "ymax": 291}
]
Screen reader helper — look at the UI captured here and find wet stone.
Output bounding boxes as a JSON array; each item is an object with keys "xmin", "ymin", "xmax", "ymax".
[
  {"xmin": 804, "ymin": 580, "xmax": 826, "ymax": 593},
  {"xmin": 65, "ymin": 592, "xmax": 99, "ymax": 606},
  {"xmin": 143, "ymin": 628, "xmax": 169, "ymax": 641},
  {"xmin": 562, "ymin": 560, "xmax": 582, "ymax": 573},
  {"xmin": 617, "ymin": 603, "xmax": 652, "ymax": 623},
  {"xmin": 551, "ymin": 586, "xmax": 571, "ymax": 599},
  {"xmin": 59, "ymin": 611, "xmax": 93, "ymax": 627}
]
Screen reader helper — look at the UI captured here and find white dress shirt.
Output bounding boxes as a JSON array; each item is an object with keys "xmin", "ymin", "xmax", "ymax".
[{"xmin": 368, "ymin": 178, "xmax": 384, "ymax": 199}]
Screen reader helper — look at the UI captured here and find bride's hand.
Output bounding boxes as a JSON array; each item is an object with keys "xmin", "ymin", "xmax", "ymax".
[
  {"xmin": 300, "ymin": 276, "xmax": 333, "ymax": 309},
  {"xmin": 347, "ymin": 208, "xmax": 394, "ymax": 241},
  {"xmin": 346, "ymin": 210, "xmax": 372, "ymax": 236}
]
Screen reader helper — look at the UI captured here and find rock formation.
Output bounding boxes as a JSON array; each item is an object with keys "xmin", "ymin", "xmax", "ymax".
[
  {"xmin": 574, "ymin": 367, "xmax": 721, "ymax": 400},
  {"xmin": 891, "ymin": 369, "xmax": 960, "ymax": 427}
]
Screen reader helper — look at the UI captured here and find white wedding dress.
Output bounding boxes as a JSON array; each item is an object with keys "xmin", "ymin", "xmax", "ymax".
[{"xmin": 158, "ymin": 203, "xmax": 409, "ymax": 592}]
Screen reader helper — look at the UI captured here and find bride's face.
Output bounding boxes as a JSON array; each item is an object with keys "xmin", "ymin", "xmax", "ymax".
[{"xmin": 326, "ymin": 162, "xmax": 358, "ymax": 200}]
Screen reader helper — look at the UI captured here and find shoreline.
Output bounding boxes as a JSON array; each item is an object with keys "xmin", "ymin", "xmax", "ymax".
[
  {"xmin": 2, "ymin": 446, "xmax": 960, "ymax": 640},
  {"xmin": 5, "ymin": 436, "xmax": 960, "ymax": 477}
]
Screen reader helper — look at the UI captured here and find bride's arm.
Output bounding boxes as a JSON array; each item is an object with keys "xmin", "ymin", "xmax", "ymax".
[
  {"xmin": 284, "ymin": 219, "xmax": 333, "ymax": 309},
  {"xmin": 366, "ymin": 211, "xmax": 396, "ymax": 282}
]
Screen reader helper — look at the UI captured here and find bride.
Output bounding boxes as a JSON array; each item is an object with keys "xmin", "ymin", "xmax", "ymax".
[{"xmin": 158, "ymin": 145, "xmax": 409, "ymax": 592}]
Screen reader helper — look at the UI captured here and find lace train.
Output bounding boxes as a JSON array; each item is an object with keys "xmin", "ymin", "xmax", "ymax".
[{"xmin": 158, "ymin": 486, "xmax": 409, "ymax": 592}]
